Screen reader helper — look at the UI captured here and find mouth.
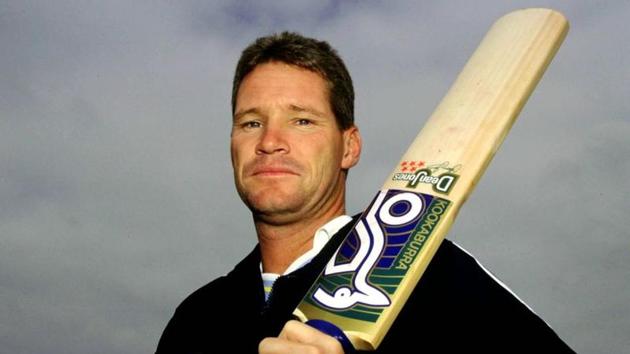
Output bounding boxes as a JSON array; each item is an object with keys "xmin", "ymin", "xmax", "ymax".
[
  {"xmin": 251, "ymin": 167, "xmax": 299, "ymax": 177},
  {"xmin": 243, "ymin": 157, "xmax": 303, "ymax": 179},
  {"xmin": 252, "ymin": 169, "xmax": 297, "ymax": 177}
]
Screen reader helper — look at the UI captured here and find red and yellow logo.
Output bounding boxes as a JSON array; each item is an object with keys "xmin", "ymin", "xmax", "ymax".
[{"xmin": 393, "ymin": 161, "xmax": 461, "ymax": 194}]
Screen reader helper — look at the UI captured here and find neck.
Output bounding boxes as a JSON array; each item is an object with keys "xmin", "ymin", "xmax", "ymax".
[{"xmin": 256, "ymin": 200, "xmax": 345, "ymax": 274}]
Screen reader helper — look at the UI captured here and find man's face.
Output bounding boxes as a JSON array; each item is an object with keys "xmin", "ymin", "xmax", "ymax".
[{"xmin": 231, "ymin": 62, "xmax": 360, "ymax": 224}]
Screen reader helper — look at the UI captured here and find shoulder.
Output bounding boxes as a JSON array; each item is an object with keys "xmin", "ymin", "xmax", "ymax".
[
  {"xmin": 427, "ymin": 238, "xmax": 509, "ymax": 293},
  {"xmin": 155, "ymin": 275, "xmax": 231, "ymax": 353},
  {"xmin": 175, "ymin": 275, "xmax": 231, "ymax": 313},
  {"xmin": 379, "ymin": 238, "xmax": 574, "ymax": 352},
  {"xmin": 171, "ymin": 245, "xmax": 264, "ymax": 318},
  {"xmin": 156, "ymin": 246, "xmax": 265, "ymax": 353},
  {"xmin": 418, "ymin": 238, "xmax": 539, "ymax": 317}
]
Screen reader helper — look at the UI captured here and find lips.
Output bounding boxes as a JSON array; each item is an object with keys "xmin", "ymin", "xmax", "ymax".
[
  {"xmin": 251, "ymin": 166, "xmax": 299, "ymax": 176},
  {"xmin": 244, "ymin": 158, "xmax": 302, "ymax": 178}
]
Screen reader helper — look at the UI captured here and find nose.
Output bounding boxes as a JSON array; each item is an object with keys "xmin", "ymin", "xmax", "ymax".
[{"xmin": 256, "ymin": 125, "xmax": 289, "ymax": 155}]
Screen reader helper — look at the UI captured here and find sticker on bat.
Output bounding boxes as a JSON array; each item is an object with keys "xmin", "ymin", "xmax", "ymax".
[
  {"xmin": 392, "ymin": 161, "xmax": 461, "ymax": 194},
  {"xmin": 305, "ymin": 189, "xmax": 450, "ymax": 322}
]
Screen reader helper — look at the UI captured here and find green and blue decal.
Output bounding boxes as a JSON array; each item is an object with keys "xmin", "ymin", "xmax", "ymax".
[{"xmin": 304, "ymin": 189, "xmax": 450, "ymax": 322}]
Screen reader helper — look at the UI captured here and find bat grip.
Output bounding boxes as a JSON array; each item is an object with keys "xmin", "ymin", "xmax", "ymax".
[{"xmin": 306, "ymin": 319, "xmax": 356, "ymax": 353}]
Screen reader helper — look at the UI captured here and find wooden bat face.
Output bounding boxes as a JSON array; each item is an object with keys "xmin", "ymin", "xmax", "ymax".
[{"xmin": 294, "ymin": 8, "xmax": 569, "ymax": 351}]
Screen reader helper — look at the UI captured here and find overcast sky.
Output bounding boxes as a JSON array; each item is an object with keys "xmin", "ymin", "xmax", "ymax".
[{"xmin": 1, "ymin": 1, "xmax": 629, "ymax": 353}]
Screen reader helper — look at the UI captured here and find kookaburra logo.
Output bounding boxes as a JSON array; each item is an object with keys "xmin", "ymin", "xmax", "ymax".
[{"xmin": 312, "ymin": 190, "xmax": 425, "ymax": 310}]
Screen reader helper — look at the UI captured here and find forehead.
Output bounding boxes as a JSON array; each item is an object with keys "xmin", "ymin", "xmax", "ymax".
[{"xmin": 234, "ymin": 62, "xmax": 332, "ymax": 115}]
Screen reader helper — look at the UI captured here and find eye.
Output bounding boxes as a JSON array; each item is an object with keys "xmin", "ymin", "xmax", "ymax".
[
  {"xmin": 295, "ymin": 118, "xmax": 313, "ymax": 126},
  {"xmin": 241, "ymin": 120, "xmax": 262, "ymax": 129}
]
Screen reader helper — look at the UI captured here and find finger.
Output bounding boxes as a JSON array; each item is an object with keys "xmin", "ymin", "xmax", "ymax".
[
  {"xmin": 258, "ymin": 337, "xmax": 320, "ymax": 354},
  {"xmin": 278, "ymin": 320, "xmax": 344, "ymax": 353}
]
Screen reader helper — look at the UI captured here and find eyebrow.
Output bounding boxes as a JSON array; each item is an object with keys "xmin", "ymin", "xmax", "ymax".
[
  {"xmin": 233, "ymin": 104, "xmax": 327, "ymax": 121},
  {"xmin": 233, "ymin": 108, "xmax": 261, "ymax": 121},
  {"xmin": 287, "ymin": 104, "xmax": 326, "ymax": 118}
]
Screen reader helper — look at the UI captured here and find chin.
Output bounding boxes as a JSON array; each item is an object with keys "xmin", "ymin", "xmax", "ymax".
[{"xmin": 246, "ymin": 192, "xmax": 304, "ymax": 216}]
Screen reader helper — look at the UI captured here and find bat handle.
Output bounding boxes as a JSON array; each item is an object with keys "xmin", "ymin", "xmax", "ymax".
[{"xmin": 306, "ymin": 319, "xmax": 356, "ymax": 353}]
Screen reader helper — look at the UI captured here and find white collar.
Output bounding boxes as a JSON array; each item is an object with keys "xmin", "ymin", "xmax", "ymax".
[{"xmin": 260, "ymin": 215, "xmax": 353, "ymax": 276}]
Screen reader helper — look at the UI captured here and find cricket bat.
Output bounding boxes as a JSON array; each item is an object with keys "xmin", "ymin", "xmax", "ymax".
[{"xmin": 293, "ymin": 8, "xmax": 569, "ymax": 351}]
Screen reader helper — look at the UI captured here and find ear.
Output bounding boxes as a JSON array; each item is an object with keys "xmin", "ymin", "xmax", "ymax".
[{"xmin": 341, "ymin": 125, "xmax": 362, "ymax": 170}]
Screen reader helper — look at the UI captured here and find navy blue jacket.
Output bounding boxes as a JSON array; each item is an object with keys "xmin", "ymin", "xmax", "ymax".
[{"xmin": 156, "ymin": 218, "xmax": 573, "ymax": 353}]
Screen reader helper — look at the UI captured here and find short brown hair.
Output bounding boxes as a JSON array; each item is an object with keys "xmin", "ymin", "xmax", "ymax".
[{"xmin": 232, "ymin": 32, "xmax": 354, "ymax": 130}]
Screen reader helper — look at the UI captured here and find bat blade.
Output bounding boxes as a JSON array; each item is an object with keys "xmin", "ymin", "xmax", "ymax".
[{"xmin": 293, "ymin": 8, "xmax": 569, "ymax": 350}]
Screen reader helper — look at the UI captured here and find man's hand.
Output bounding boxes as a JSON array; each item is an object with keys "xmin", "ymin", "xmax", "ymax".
[{"xmin": 259, "ymin": 320, "xmax": 345, "ymax": 354}]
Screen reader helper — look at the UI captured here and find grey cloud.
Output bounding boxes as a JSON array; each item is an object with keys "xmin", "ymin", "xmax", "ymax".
[{"xmin": 1, "ymin": 1, "xmax": 628, "ymax": 353}]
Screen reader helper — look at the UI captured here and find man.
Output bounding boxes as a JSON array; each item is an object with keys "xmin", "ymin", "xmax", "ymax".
[{"xmin": 156, "ymin": 32, "xmax": 573, "ymax": 353}]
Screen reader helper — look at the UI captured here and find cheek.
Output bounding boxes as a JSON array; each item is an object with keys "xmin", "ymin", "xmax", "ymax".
[
  {"xmin": 230, "ymin": 139, "xmax": 238, "ymax": 160},
  {"xmin": 230, "ymin": 145, "xmax": 239, "ymax": 172},
  {"xmin": 311, "ymin": 144, "xmax": 343, "ymax": 182},
  {"xmin": 231, "ymin": 138, "xmax": 251, "ymax": 168},
  {"xmin": 230, "ymin": 147, "xmax": 248, "ymax": 186}
]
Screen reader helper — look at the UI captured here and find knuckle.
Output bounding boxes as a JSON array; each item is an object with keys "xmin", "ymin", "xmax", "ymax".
[
  {"xmin": 258, "ymin": 338, "xmax": 271, "ymax": 353},
  {"xmin": 283, "ymin": 319, "xmax": 301, "ymax": 332},
  {"xmin": 323, "ymin": 337, "xmax": 344, "ymax": 354},
  {"xmin": 306, "ymin": 347, "xmax": 322, "ymax": 354}
]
